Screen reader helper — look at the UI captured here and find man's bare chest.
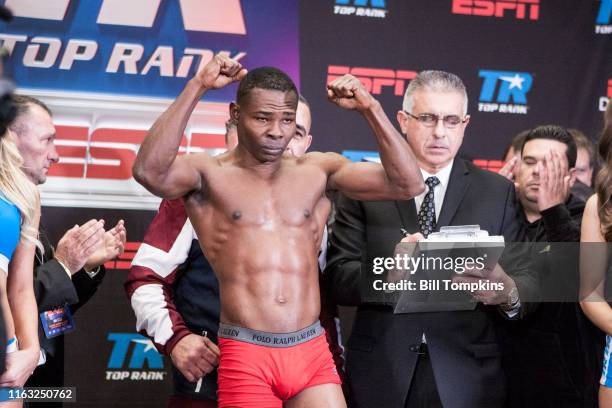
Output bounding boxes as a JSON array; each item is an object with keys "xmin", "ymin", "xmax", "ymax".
[{"xmin": 193, "ymin": 165, "xmax": 330, "ymax": 226}]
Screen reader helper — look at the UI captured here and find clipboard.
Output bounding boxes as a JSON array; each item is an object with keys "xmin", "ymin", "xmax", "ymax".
[{"xmin": 391, "ymin": 225, "xmax": 505, "ymax": 313}]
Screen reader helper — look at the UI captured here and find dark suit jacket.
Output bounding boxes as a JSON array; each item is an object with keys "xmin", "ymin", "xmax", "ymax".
[
  {"xmin": 502, "ymin": 195, "xmax": 604, "ymax": 408},
  {"xmin": 27, "ymin": 228, "xmax": 105, "ymax": 393},
  {"xmin": 326, "ymin": 159, "xmax": 533, "ymax": 408}
]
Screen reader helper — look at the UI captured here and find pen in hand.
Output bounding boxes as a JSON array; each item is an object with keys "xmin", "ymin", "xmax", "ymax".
[{"xmin": 194, "ymin": 330, "xmax": 208, "ymax": 393}]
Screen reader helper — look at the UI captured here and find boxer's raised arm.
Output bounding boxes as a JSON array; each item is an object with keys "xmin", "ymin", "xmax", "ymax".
[
  {"xmin": 133, "ymin": 54, "xmax": 247, "ymax": 198},
  {"xmin": 322, "ymin": 75, "xmax": 424, "ymax": 200},
  {"xmin": 306, "ymin": 152, "xmax": 413, "ymax": 201}
]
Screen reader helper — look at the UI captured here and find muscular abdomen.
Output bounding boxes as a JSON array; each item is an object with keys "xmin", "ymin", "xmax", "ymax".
[{"xmin": 188, "ymin": 203, "xmax": 327, "ymax": 333}]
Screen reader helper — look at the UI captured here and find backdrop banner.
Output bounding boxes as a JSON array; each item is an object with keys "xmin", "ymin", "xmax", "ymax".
[
  {"xmin": 300, "ymin": 0, "xmax": 611, "ymax": 171},
  {"xmin": 1, "ymin": 1, "xmax": 610, "ymax": 406}
]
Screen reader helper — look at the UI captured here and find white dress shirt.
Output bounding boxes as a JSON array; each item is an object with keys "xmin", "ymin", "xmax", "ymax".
[{"xmin": 412, "ymin": 160, "xmax": 454, "ymax": 344}]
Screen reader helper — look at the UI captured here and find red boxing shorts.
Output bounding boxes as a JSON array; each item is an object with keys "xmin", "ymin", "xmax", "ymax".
[{"xmin": 217, "ymin": 321, "xmax": 341, "ymax": 408}]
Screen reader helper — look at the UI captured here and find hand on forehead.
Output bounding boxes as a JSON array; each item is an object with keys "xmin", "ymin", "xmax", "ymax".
[{"xmin": 523, "ymin": 139, "xmax": 569, "ymax": 169}]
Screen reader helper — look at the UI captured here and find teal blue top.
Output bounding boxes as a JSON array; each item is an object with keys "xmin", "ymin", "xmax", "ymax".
[{"xmin": 0, "ymin": 191, "xmax": 21, "ymax": 274}]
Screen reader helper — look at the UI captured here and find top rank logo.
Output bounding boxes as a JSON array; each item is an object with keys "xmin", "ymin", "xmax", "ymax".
[
  {"xmin": 106, "ymin": 333, "xmax": 165, "ymax": 381},
  {"xmin": 334, "ymin": 0, "xmax": 388, "ymax": 18},
  {"xmin": 5, "ymin": 0, "xmax": 246, "ymax": 34},
  {"xmin": 452, "ymin": 0, "xmax": 540, "ymax": 20},
  {"xmin": 478, "ymin": 70, "xmax": 533, "ymax": 114},
  {"xmin": 0, "ymin": 0, "xmax": 252, "ymax": 99},
  {"xmin": 595, "ymin": 0, "xmax": 612, "ymax": 34}
]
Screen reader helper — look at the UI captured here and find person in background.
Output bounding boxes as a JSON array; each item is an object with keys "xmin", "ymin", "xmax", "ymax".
[
  {"xmin": 502, "ymin": 125, "xmax": 603, "ymax": 408},
  {"xmin": 8, "ymin": 95, "xmax": 126, "ymax": 403},
  {"xmin": 568, "ymin": 128, "xmax": 596, "ymax": 202},
  {"xmin": 326, "ymin": 70, "xmax": 533, "ymax": 408},
  {"xmin": 0, "ymin": 6, "xmax": 41, "ymax": 402},
  {"xmin": 0, "ymin": 133, "xmax": 40, "ymax": 405},
  {"xmin": 580, "ymin": 100, "xmax": 612, "ymax": 408},
  {"xmin": 499, "ymin": 129, "xmax": 529, "ymax": 183}
]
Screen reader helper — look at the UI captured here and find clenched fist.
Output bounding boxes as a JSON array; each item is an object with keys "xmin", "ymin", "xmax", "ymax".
[
  {"xmin": 171, "ymin": 333, "xmax": 220, "ymax": 383},
  {"xmin": 327, "ymin": 74, "xmax": 377, "ymax": 112},
  {"xmin": 195, "ymin": 54, "xmax": 248, "ymax": 90}
]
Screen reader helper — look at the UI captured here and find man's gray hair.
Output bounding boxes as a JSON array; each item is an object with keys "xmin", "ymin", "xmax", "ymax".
[
  {"xmin": 402, "ymin": 70, "xmax": 468, "ymax": 116},
  {"xmin": 8, "ymin": 94, "xmax": 52, "ymax": 136}
]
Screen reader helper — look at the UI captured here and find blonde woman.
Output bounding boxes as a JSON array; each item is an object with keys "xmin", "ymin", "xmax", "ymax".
[
  {"xmin": 580, "ymin": 100, "xmax": 612, "ymax": 407},
  {"xmin": 0, "ymin": 129, "xmax": 41, "ymax": 406}
]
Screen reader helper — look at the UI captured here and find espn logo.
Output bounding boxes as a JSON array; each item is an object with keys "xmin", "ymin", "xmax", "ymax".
[
  {"xmin": 452, "ymin": 0, "xmax": 540, "ymax": 20},
  {"xmin": 473, "ymin": 159, "xmax": 504, "ymax": 173},
  {"xmin": 51, "ymin": 125, "xmax": 226, "ymax": 180},
  {"xmin": 6, "ymin": 0, "xmax": 246, "ymax": 34},
  {"xmin": 327, "ymin": 66, "xmax": 416, "ymax": 96},
  {"xmin": 104, "ymin": 242, "xmax": 140, "ymax": 270}
]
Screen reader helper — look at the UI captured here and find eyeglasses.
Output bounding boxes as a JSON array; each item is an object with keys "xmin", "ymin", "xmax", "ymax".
[{"xmin": 404, "ymin": 111, "xmax": 467, "ymax": 129}]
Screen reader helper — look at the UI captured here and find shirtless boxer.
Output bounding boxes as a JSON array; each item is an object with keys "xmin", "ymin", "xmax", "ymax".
[{"xmin": 133, "ymin": 54, "xmax": 424, "ymax": 408}]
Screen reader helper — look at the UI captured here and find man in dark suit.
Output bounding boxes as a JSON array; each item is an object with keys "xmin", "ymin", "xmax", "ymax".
[
  {"xmin": 8, "ymin": 95, "xmax": 126, "ymax": 405},
  {"xmin": 326, "ymin": 70, "xmax": 534, "ymax": 408}
]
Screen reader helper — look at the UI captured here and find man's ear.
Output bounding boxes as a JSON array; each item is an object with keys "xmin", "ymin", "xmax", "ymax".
[
  {"xmin": 229, "ymin": 102, "xmax": 240, "ymax": 121},
  {"xmin": 568, "ymin": 168, "xmax": 577, "ymax": 188},
  {"xmin": 396, "ymin": 111, "xmax": 408, "ymax": 134},
  {"xmin": 305, "ymin": 134, "xmax": 313, "ymax": 151}
]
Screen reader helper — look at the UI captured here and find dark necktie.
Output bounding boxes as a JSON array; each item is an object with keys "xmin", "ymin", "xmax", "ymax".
[{"xmin": 418, "ymin": 176, "xmax": 440, "ymax": 237}]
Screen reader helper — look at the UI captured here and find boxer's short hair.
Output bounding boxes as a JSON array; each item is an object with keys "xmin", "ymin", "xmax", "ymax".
[{"xmin": 236, "ymin": 67, "xmax": 298, "ymax": 108}]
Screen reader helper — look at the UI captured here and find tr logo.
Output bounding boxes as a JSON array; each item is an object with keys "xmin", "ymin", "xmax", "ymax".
[
  {"xmin": 107, "ymin": 333, "xmax": 163, "ymax": 369},
  {"xmin": 333, "ymin": 0, "xmax": 387, "ymax": 18},
  {"xmin": 478, "ymin": 70, "xmax": 532, "ymax": 104},
  {"xmin": 335, "ymin": 0, "xmax": 385, "ymax": 7},
  {"xmin": 597, "ymin": 0, "xmax": 612, "ymax": 25}
]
